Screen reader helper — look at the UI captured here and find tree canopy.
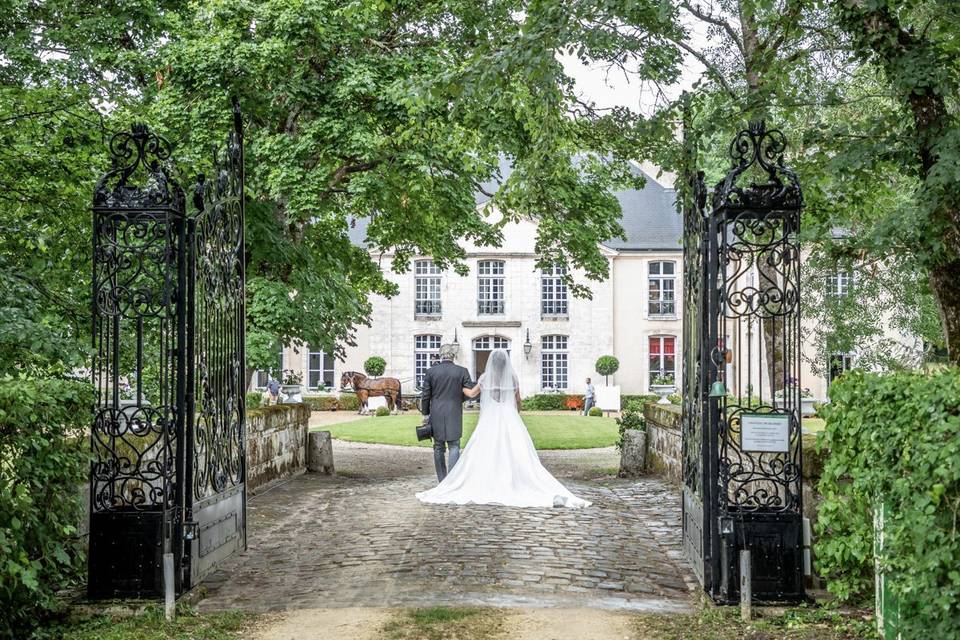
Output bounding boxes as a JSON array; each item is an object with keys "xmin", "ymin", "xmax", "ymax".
[{"xmin": 2, "ymin": 0, "xmax": 958, "ymax": 375}]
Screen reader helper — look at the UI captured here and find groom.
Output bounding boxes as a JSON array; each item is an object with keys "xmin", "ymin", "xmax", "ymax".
[{"xmin": 420, "ymin": 344, "xmax": 474, "ymax": 482}]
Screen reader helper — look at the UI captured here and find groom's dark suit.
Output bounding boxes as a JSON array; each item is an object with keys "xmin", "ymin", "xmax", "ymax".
[{"xmin": 420, "ymin": 359, "xmax": 473, "ymax": 481}]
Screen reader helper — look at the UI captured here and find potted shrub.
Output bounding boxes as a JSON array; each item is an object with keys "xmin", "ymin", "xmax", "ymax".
[
  {"xmin": 364, "ymin": 356, "xmax": 387, "ymax": 378},
  {"xmin": 281, "ymin": 369, "xmax": 303, "ymax": 403},
  {"xmin": 595, "ymin": 355, "xmax": 619, "ymax": 385},
  {"xmin": 650, "ymin": 374, "xmax": 675, "ymax": 404}
]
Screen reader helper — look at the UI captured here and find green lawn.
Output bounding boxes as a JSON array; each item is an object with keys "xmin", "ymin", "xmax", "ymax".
[{"xmin": 316, "ymin": 413, "xmax": 618, "ymax": 449}]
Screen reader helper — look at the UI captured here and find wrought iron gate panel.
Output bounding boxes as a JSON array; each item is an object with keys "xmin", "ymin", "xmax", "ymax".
[
  {"xmin": 684, "ymin": 122, "xmax": 805, "ymax": 604},
  {"xmin": 89, "ymin": 107, "xmax": 245, "ymax": 599},
  {"xmin": 184, "ymin": 106, "xmax": 247, "ymax": 586},
  {"xmin": 681, "ymin": 171, "xmax": 711, "ymax": 585},
  {"xmin": 89, "ymin": 127, "xmax": 187, "ymax": 598}
]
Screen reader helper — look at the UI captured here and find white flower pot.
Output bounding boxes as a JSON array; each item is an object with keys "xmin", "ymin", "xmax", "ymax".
[{"xmin": 650, "ymin": 384, "xmax": 675, "ymax": 404}]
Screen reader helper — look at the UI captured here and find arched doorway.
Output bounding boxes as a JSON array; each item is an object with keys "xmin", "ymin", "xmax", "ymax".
[{"xmin": 471, "ymin": 335, "xmax": 511, "ymax": 379}]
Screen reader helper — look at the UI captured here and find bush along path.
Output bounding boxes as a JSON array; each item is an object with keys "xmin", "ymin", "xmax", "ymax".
[{"xmin": 816, "ymin": 368, "xmax": 960, "ymax": 638}]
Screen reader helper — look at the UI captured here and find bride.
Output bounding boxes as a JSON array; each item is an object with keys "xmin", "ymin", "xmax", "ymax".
[{"xmin": 416, "ymin": 349, "xmax": 591, "ymax": 508}]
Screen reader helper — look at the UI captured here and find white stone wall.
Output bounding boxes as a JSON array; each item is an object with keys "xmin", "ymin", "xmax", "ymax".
[
  {"xmin": 344, "ymin": 217, "xmax": 616, "ymax": 396},
  {"xmin": 261, "ymin": 214, "xmax": 692, "ymax": 397},
  {"xmin": 612, "ymin": 251, "xmax": 684, "ymax": 394}
]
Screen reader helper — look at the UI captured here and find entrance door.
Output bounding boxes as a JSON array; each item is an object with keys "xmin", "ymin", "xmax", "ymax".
[{"xmin": 471, "ymin": 335, "xmax": 511, "ymax": 380}]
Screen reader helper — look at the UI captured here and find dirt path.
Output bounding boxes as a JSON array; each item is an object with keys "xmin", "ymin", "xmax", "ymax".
[{"xmin": 247, "ymin": 607, "xmax": 640, "ymax": 640}]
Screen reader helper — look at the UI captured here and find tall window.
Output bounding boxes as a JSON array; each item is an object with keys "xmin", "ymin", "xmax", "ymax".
[
  {"xmin": 541, "ymin": 264, "xmax": 568, "ymax": 316},
  {"xmin": 415, "ymin": 335, "xmax": 442, "ymax": 388},
  {"xmin": 414, "ymin": 259, "xmax": 442, "ymax": 316},
  {"xmin": 477, "ymin": 260, "xmax": 505, "ymax": 314},
  {"xmin": 649, "ymin": 336, "xmax": 676, "ymax": 384},
  {"xmin": 541, "ymin": 335, "xmax": 569, "ymax": 391},
  {"xmin": 255, "ymin": 344, "xmax": 284, "ymax": 389},
  {"xmin": 828, "ymin": 353, "xmax": 853, "ymax": 387},
  {"xmin": 307, "ymin": 347, "xmax": 336, "ymax": 389},
  {"xmin": 648, "ymin": 261, "xmax": 676, "ymax": 316},
  {"xmin": 826, "ymin": 269, "xmax": 852, "ymax": 297}
]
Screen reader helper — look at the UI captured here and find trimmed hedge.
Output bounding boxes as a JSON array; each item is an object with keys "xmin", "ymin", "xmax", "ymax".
[
  {"xmin": 521, "ymin": 393, "xmax": 660, "ymax": 411},
  {"xmin": 303, "ymin": 394, "xmax": 360, "ymax": 412},
  {"xmin": 816, "ymin": 368, "xmax": 960, "ymax": 637},
  {"xmin": 0, "ymin": 375, "xmax": 94, "ymax": 636},
  {"xmin": 521, "ymin": 394, "xmax": 575, "ymax": 411}
]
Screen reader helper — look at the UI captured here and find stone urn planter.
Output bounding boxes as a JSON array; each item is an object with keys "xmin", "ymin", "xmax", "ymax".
[
  {"xmin": 650, "ymin": 384, "xmax": 675, "ymax": 405},
  {"xmin": 618, "ymin": 429, "xmax": 647, "ymax": 477},
  {"xmin": 281, "ymin": 384, "xmax": 303, "ymax": 403}
]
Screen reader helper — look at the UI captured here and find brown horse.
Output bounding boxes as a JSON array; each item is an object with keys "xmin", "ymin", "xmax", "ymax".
[{"xmin": 340, "ymin": 371, "xmax": 403, "ymax": 414}]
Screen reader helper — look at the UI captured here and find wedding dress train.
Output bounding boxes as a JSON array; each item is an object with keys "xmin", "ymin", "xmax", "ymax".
[{"xmin": 416, "ymin": 350, "xmax": 591, "ymax": 508}]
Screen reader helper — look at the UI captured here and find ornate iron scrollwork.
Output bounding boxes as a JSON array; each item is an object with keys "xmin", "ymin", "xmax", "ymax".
[
  {"xmin": 90, "ymin": 107, "xmax": 246, "ymax": 598},
  {"xmin": 189, "ymin": 104, "xmax": 246, "ymax": 504},
  {"xmin": 712, "ymin": 121, "xmax": 802, "ymax": 214}
]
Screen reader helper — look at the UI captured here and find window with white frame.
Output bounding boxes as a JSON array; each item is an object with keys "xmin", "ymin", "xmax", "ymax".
[
  {"xmin": 648, "ymin": 261, "xmax": 676, "ymax": 316},
  {"xmin": 649, "ymin": 335, "xmax": 677, "ymax": 384},
  {"xmin": 541, "ymin": 335, "xmax": 569, "ymax": 390},
  {"xmin": 541, "ymin": 264, "xmax": 568, "ymax": 316},
  {"xmin": 255, "ymin": 344, "xmax": 284, "ymax": 389},
  {"xmin": 828, "ymin": 352, "xmax": 854, "ymax": 387},
  {"xmin": 415, "ymin": 335, "xmax": 442, "ymax": 388},
  {"xmin": 307, "ymin": 347, "xmax": 336, "ymax": 389},
  {"xmin": 414, "ymin": 259, "xmax": 442, "ymax": 316},
  {"xmin": 472, "ymin": 335, "xmax": 511, "ymax": 351},
  {"xmin": 825, "ymin": 269, "xmax": 852, "ymax": 296},
  {"xmin": 477, "ymin": 260, "xmax": 505, "ymax": 314}
]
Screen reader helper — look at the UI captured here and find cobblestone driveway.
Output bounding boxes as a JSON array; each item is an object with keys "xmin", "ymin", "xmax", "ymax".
[{"xmin": 199, "ymin": 441, "xmax": 695, "ymax": 613}]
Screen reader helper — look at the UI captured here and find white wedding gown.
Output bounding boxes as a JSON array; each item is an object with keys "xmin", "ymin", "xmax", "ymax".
[{"xmin": 416, "ymin": 350, "xmax": 591, "ymax": 509}]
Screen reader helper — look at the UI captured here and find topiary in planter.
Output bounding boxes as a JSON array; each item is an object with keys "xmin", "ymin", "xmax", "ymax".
[
  {"xmin": 364, "ymin": 356, "xmax": 386, "ymax": 377},
  {"xmin": 595, "ymin": 355, "xmax": 620, "ymax": 384}
]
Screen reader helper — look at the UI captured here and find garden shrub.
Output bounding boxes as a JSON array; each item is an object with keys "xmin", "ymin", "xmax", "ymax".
[
  {"xmin": 564, "ymin": 395, "xmax": 584, "ymax": 411},
  {"xmin": 521, "ymin": 394, "xmax": 568, "ymax": 411},
  {"xmin": 364, "ymin": 356, "xmax": 386, "ymax": 377},
  {"xmin": 667, "ymin": 393, "xmax": 682, "ymax": 405},
  {"xmin": 616, "ymin": 400, "xmax": 646, "ymax": 450},
  {"xmin": 816, "ymin": 368, "xmax": 960, "ymax": 637},
  {"xmin": 374, "ymin": 406, "xmax": 391, "ymax": 417},
  {"xmin": 622, "ymin": 394, "xmax": 659, "ymax": 407},
  {"xmin": 245, "ymin": 391, "xmax": 263, "ymax": 410},
  {"xmin": 0, "ymin": 375, "xmax": 94, "ymax": 637},
  {"xmin": 588, "ymin": 407, "xmax": 603, "ymax": 417},
  {"xmin": 522, "ymin": 393, "xmax": 659, "ymax": 411},
  {"xmin": 302, "ymin": 395, "xmax": 360, "ymax": 412}
]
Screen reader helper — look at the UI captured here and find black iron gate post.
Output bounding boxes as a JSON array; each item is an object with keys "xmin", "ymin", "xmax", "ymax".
[
  {"xmin": 89, "ymin": 105, "xmax": 246, "ymax": 599},
  {"xmin": 683, "ymin": 121, "xmax": 806, "ymax": 604}
]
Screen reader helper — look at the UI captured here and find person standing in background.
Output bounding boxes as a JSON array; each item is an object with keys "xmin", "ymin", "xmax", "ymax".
[
  {"xmin": 583, "ymin": 377, "xmax": 595, "ymax": 415},
  {"xmin": 267, "ymin": 377, "xmax": 281, "ymax": 405}
]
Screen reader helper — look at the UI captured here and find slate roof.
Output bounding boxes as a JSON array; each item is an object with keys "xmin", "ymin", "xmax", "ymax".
[{"xmin": 348, "ymin": 160, "xmax": 682, "ymax": 252}]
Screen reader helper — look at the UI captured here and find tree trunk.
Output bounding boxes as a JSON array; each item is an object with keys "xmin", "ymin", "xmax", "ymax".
[
  {"xmin": 930, "ymin": 254, "xmax": 960, "ymax": 362},
  {"xmin": 737, "ymin": 2, "xmax": 787, "ymax": 393},
  {"xmin": 244, "ymin": 366, "xmax": 256, "ymax": 394}
]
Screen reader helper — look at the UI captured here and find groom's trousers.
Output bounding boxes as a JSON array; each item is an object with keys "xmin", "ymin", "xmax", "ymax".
[{"xmin": 433, "ymin": 438, "xmax": 460, "ymax": 482}]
